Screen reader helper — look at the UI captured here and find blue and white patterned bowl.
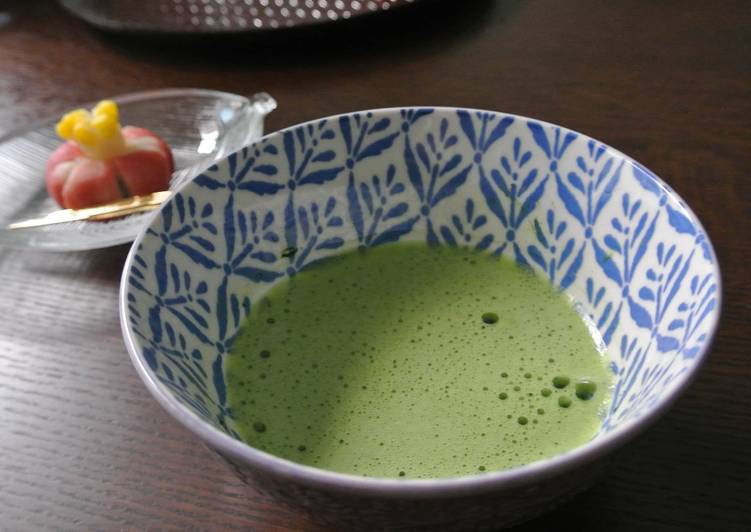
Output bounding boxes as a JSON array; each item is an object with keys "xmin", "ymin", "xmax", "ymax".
[{"xmin": 120, "ymin": 107, "xmax": 721, "ymax": 530}]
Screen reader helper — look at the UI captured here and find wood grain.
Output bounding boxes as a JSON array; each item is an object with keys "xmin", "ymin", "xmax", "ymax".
[{"xmin": 0, "ymin": 0, "xmax": 749, "ymax": 530}]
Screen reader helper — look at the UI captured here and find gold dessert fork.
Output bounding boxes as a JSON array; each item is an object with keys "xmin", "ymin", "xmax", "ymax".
[{"xmin": 7, "ymin": 190, "xmax": 171, "ymax": 229}]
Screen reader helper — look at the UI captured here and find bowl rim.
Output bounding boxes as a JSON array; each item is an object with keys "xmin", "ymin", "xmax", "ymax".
[{"xmin": 119, "ymin": 106, "xmax": 722, "ymax": 499}]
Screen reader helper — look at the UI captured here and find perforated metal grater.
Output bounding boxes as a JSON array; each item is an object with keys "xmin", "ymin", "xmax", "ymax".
[{"xmin": 60, "ymin": 0, "xmax": 419, "ymax": 33}]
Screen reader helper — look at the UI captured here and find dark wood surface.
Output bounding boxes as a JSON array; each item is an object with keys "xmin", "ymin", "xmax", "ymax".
[{"xmin": 1, "ymin": 1, "xmax": 749, "ymax": 530}]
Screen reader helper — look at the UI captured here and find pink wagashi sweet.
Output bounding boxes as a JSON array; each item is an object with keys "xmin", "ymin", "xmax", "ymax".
[{"xmin": 45, "ymin": 100, "xmax": 174, "ymax": 210}]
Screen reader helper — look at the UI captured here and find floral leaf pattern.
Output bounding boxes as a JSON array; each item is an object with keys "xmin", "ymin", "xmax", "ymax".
[{"xmin": 124, "ymin": 108, "xmax": 719, "ymax": 438}]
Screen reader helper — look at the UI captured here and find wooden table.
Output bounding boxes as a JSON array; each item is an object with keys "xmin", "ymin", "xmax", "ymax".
[{"xmin": 1, "ymin": 1, "xmax": 749, "ymax": 530}]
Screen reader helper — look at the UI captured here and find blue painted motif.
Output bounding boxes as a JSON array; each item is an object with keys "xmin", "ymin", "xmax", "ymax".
[
  {"xmin": 344, "ymin": 113, "xmax": 418, "ymax": 247},
  {"xmin": 124, "ymin": 108, "xmax": 719, "ymax": 438},
  {"xmin": 404, "ymin": 114, "xmax": 473, "ymax": 243}
]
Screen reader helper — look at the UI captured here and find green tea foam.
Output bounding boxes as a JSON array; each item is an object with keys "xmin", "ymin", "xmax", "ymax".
[{"xmin": 226, "ymin": 243, "xmax": 611, "ymax": 479}]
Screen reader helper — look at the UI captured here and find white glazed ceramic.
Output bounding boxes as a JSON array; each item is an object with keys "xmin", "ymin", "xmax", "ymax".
[{"xmin": 121, "ymin": 107, "xmax": 720, "ymax": 530}]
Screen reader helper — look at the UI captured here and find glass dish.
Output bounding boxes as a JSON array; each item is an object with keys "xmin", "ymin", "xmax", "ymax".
[{"xmin": 0, "ymin": 88, "xmax": 276, "ymax": 251}]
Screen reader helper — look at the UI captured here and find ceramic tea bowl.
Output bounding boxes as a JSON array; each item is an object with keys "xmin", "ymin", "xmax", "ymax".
[{"xmin": 121, "ymin": 107, "xmax": 720, "ymax": 530}]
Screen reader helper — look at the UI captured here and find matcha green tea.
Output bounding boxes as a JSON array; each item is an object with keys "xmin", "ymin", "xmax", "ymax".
[{"xmin": 226, "ymin": 242, "xmax": 611, "ymax": 479}]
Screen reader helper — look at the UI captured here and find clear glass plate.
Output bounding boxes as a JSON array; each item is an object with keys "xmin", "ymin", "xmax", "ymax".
[{"xmin": 0, "ymin": 88, "xmax": 276, "ymax": 251}]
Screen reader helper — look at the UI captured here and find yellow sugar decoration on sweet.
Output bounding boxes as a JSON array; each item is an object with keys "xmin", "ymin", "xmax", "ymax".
[
  {"xmin": 92, "ymin": 112, "xmax": 117, "ymax": 138},
  {"xmin": 54, "ymin": 100, "xmax": 126, "ymax": 159},
  {"xmin": 72, "ymin": 121, "xmax": 97, "ymax": 147},
  {"xmin": 55, "ymin": 109, "xmax": 89, "ymax": 140},
  {"xmin": 93, "ymin": 99, "xmax": 118, "ymax": 121}
]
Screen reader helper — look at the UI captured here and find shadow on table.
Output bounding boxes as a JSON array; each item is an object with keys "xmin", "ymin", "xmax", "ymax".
[
  {"xmin": 0, "ymin": 243, "xmax": 131, "ymax": 282},
  {"xmin": 88, "ymin": 0, "xmax": 520, "ymax": 69}
]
